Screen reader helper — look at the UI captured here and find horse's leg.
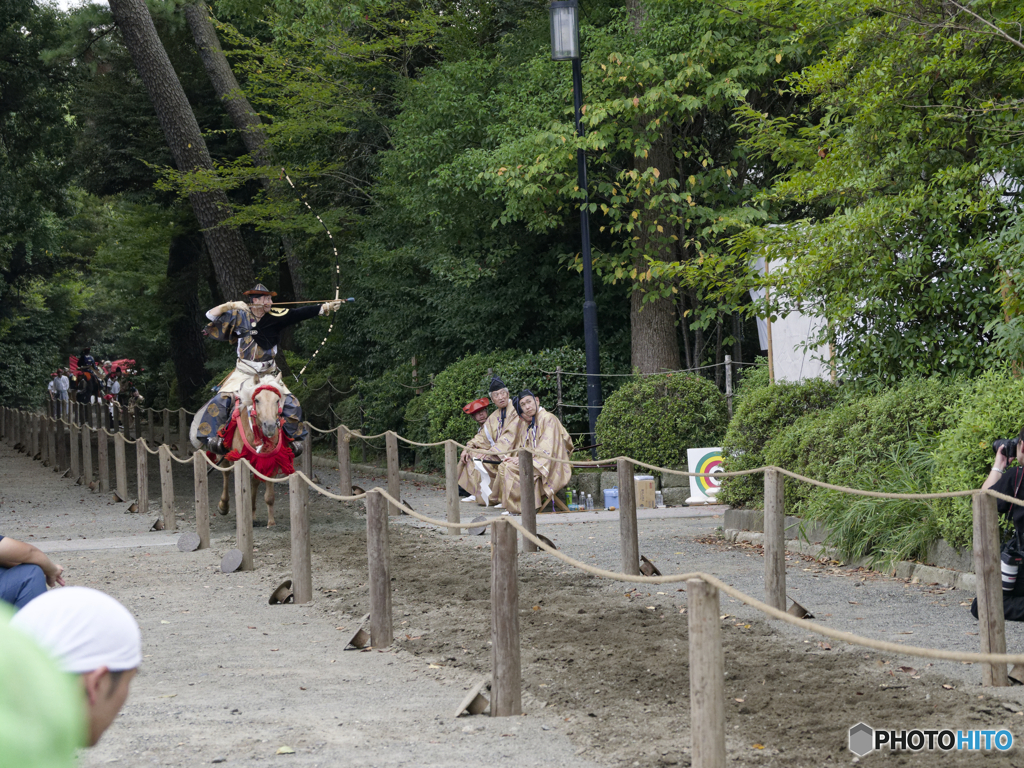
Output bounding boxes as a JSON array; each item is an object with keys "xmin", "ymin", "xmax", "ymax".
[
  {"xmin": 219, "ymin": 466, "xmax": 230, "ymax": 515},
  {"xmin": 264, "ymin": 476, "xmax": 276, "ymax": 527}
]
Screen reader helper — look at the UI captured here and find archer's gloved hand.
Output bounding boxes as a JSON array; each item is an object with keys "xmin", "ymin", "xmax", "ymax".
[
  {"xmin": 320, "ymin": 300, "xmax": 344, "ymax": 315},
  {"xmin": 210, "ymin": 301, "xmax": 248, "ymax": 316}
]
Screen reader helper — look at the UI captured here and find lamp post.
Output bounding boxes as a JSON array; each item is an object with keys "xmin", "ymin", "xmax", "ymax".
[{"xmin": 550, "ymin": 0, "xmax": 602, "ymax": 457}]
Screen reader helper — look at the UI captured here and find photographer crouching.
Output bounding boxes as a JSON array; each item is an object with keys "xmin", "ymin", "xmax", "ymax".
[{"xmin": 976, "ymin": 429, "xmax": 1024, "ymax": 620}]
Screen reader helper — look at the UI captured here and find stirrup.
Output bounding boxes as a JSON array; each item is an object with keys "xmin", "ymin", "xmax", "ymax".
[
  {"xmin": 291, "ymin": 440, "xmax": 304, "ymax": 459},
  {"xmin": 207, "ymin": 436, "xmax": 227, "ymax": 455}
]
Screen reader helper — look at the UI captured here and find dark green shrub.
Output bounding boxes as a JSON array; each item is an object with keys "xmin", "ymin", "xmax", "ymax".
[
  {"xmin": 358, "ymin": 363, "xmax": 416, "ymax": 437},
  {"xmin": 595, "ymin": 373, "xmax": 728, "ymax": 469},
  {"xmin": 717, "ymin": 374, "xmax": 839, "ymax": 509},
  {"xmin": 423, "ymin": 347, "xmax": 596, "ymax": 448},
  {"xmin": 931, "ymin": 366, "xmax": 1024, "ymax": 548}
]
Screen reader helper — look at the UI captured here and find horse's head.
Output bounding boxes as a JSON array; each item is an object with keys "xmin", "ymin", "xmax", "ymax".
[{"xmin": 241, "ymin": 374, "xmax": 283, "ymax": 440}]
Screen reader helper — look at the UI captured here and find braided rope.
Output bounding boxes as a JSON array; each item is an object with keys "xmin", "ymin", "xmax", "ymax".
[{"xmin": 506, "ymin": 519, "xmax": 1024, "ymax": 665}]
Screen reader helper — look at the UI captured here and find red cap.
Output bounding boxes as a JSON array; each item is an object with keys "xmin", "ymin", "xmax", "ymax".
[{"xmin": 462, "ymin": 397, "xmax": 490, "ymax": 415}]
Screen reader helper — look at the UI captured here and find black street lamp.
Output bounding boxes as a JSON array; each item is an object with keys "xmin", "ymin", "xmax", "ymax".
[{"xmin": 550, "ymin": 0, "xmax": 602, "ymax": 457}]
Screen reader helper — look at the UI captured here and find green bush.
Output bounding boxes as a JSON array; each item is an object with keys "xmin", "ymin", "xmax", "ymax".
[
  {"xmin": 595, "ymin": 373, "xmax": 728, "ymax": 469},
  {"xmin": 774, "ymin": 374, "xmax": 955, "ymax": 504},
  {"xmin": 717, "ymin": 372, "xmax": 839, "ymax": 509},
  {"xmin": 931, "ymin": 366, "xmax": 1024, "ymax": 548},
  {"xmin": 358, "ymin": 363, "xmax": 417, "ymax": 438},
  {"xmin": 423, "ymin": 347, "xmax": 595, "ymax": 449}
]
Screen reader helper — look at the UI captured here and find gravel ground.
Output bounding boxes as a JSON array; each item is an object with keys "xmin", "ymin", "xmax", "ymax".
[{"xmin": 4, "ymin": 438, "xmax": 1024, "ymax": 766}]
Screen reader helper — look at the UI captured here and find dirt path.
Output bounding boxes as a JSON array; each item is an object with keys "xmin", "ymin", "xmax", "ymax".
[{"xmin": 3, "ymin": 442, "xmax": 1024, "ymax": 766}]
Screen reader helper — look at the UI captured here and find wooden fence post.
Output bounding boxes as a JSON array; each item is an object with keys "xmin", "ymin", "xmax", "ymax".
[
  {"xmin": 491, "ymin": 517, "xmax": 521, "ymax": 716},
  {"xmin": 69, "ymin": 423, "xmax": 80, "ymax": 480},
  {"xmin": 55, "ymin": 417, "xmax": 66, "ymax": 472},
  {"xmin": 29, "ymin": 414, "xmax": 37, "ymax": 458},
  {"xmin": 193, "ymin": 453, "xmax": 210, "ymax": 550},
  {"xmin": 763, "ymin": 468, "xmax": 786, "ymax": 612},
  {"xmin": 178, "ymin": 408, "xmax": 189, "ymax": 458},
  {"xmin": 158, "ymin": 445, "xmax": 175, "ymax": 531},
  {"xmin": 337, "ymin": 426, "xmax": 352, "ymax": 496},
  {"xmin": 519, "ymin": 448, "xmax": 537, "ymax": 553},
  {"xmin": 974, "ymin": 492, "xmax": 1008, "ymax": 686},
  {"xmin": 290, "ymin": 474, "xmax": 312, "ymax": 604},
  {"xmin": 617, "ymin": 458, "xmax": 640, "ymax": 576},
  {"xmin": 386, "ymin": 431, "xmax": 400, "ymax": 516},
  {"xmin": 96, "ymin": 427, "xmax": 110, "ymax": 493},
  {"xmin": 114, "ymin": 432, "xmax": 128, "ymax": 502},
  {"xmin": 111, "ymin": 402, "xmax": 120, "ymax": 434},
  {"xmin": 366, "ymin": 489, "xmax": 393, "ymax": 647},
  {"xmin": 688, "ymin": 578, "xmax": 726, "ymax": 768},
  {"xmin": 234, "ymin": 462, "xmax": 253, "ymax": 570},
  {"xmin": 41, "ymin": 417, "xmax": 50, "ymax": 467},
  {"xmin": 445, "ymin": 440, "xmax": 459, "ymax": 535},
  {"xmin": 136, "ymin": 438, "xmax": 149, "ymax": 516},
  {"xmin": 82, "ymin": 425, "xmax": 93, "ymax": 486},
  {"xmin": 163, "ymin": 408, "xmax": 171, "ymax": 446},
  {"xmin": 147, "ymin": 408, "xmax": 155, "ymax": 443}
]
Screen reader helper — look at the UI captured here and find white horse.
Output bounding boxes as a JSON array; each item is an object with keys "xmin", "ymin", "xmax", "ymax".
[{"xmin": 212, "ymin": 374, "xmax": 293, "ymax": 527}]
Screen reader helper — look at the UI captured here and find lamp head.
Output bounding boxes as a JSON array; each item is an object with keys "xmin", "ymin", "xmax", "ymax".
[{"xmin": 549, "ymin": 0, "xmax": 579, "ymax": 61}]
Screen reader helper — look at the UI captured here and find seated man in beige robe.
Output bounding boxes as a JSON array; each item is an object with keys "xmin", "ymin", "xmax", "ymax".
[
  {"xmin": 456, "ymin": 397, "xmax": 491, "ymax": 502},
  {"xmin": 498, "ymin": 389, "xmax": 573, "ymax": 515},
  {"xmin": 462, "ymin": 378, "xmax": 520, "ymax": 507}
]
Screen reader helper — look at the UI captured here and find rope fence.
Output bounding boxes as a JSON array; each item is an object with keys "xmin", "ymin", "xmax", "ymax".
[{"xmin": 2, "ymin": 404, "xmax": 1020, "ymax": 765}]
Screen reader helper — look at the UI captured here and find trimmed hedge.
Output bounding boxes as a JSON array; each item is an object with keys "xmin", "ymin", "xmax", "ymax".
[
  {"xmin": 717, "ymin": 363, "xmax": 839, "ymax": 509},
  {"xmin": 595, "ymin": 373, "xmax": 728, "ymax": 469}
]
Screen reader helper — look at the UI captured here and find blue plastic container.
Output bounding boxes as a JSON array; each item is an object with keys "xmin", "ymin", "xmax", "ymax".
[{"xmin": 602, "ymin": 488, "xmax": 619, "ymax": 509}]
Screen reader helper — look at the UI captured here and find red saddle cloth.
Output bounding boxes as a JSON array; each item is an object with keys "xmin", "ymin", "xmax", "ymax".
[{"xmin": 216, "ymin": 405, "xmax": 295, "ymax": 477}]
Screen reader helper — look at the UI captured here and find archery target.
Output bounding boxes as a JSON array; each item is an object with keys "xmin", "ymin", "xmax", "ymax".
[{"xmin": 687, "ymin": 447, "xmax": 724, "ymax": 503}]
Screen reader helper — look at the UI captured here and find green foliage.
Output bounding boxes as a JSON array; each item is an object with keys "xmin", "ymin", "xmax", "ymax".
[
  {"xmin": 733, "ymin": 0, "xmax": 1024, "ymax": 383},
  {"xmin": 718, "ymin": 375, "xmax": 839, "ymax": 508},
  {"xmin": 806, "ymin": 443, "xmax": 940, "ymax": 569},
  {"xmin": 595, "ymin": 373, "xmax": 728, "ymax": 469},
  {"xmin": 423, "ymin": 347, "xmax": 594, "ymax": 450},
  {"xmin": 357, "ymin": 363, "xmax": 417, "ymax": 438},
  {"xmin": 931, "ymin": 367, "xmax": 1024, "ymax": 549}
]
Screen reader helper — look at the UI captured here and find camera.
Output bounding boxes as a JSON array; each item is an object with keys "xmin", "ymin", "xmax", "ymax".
[{"xmin": 994, "ymin": 437, "xmax": 1021, "ymax": 458}]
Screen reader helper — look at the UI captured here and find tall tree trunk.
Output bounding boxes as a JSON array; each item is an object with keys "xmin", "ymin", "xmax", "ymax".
[
  {"xmin": 627, "ymin": 0, "xmax": 681, "ymax": 373},
  {"xmin": 166, "ymin": 232, "xmax": 207, "ymax": 404},
  {"xmin": 183, "ymin": 0, "xmax": 307, "ymax": 299},
  {"xmin": 108, "ymin": 0, "xmax": 254, "ymax": 300}
]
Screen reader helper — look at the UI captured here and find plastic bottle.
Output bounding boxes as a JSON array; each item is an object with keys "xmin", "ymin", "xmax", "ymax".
[
  {"xmin": 567, "ymin": 489, "xmax": 574, "ymax": 511},
  {"xmin": 655, "ymin": 490, "xmax": 664, "ymax": 508},
  {"xmin": 586, "ymin": 493, "xmax": 594, "ymax": 511}
]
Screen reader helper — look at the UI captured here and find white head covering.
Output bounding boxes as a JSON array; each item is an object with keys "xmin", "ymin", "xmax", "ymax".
[{"xmin": 11, "ymin": 587, "xmax": 142, "ymax": 674}]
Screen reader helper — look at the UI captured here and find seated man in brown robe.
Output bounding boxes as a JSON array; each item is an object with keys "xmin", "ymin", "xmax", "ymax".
[{"xmin": 497, "ymin": 390, "xmax": 573, "ymax": 515}]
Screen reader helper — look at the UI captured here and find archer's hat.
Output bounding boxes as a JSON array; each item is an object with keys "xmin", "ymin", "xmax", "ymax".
[
  {"xmin": 463, "ymin": 397, "xmax": 490, "ymax": 415},
  {"xmin": 243, "ymin": 283, "xmax": 277, "ymax": 297},
  {"xmin": 489, "ymin": 377, "xmax": 506, "ymax": 392}
]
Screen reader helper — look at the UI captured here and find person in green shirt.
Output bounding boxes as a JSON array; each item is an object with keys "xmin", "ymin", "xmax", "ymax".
[
  {"xmin": 0, "ymin": 602, "xmax": 85, "ymax": 768},
  {"xmin": 10, "ymin": 587, "xmax": 142, "ymax": 750}
]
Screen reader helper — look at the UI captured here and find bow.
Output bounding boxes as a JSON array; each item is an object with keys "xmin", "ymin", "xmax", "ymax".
[{"xmin": 281, "ymin": 168, "xmax": 341, "ymax": 379}]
